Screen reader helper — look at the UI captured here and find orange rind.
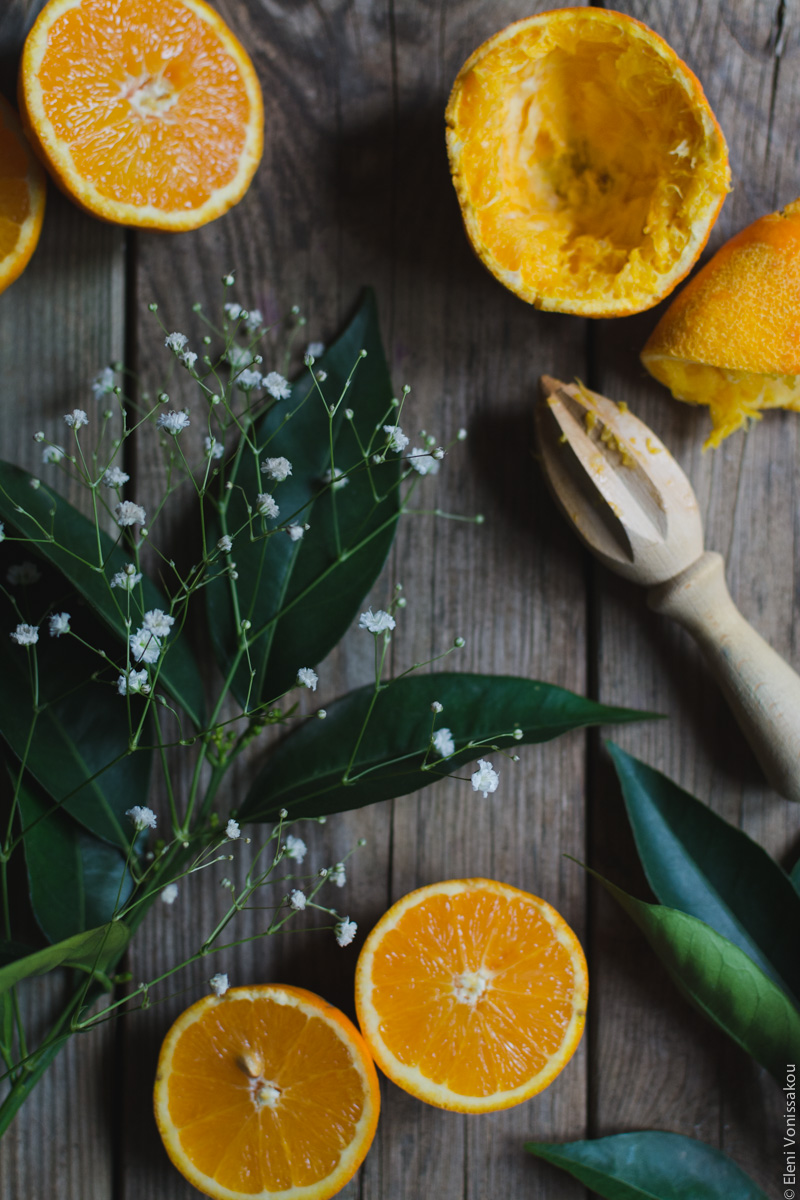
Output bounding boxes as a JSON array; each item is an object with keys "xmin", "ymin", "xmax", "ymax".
[
  {"xmin": 154, "ymin": 984, "xmax": 380, "ymax": 1200},
  {"xmin": 19, "ymin": 0, "xmax": 263, "ymax": 231},
  {"xmin": 355, "ymin": 878, "xmax": 588, "ymax": 1113},
  {"xmin": 0, "ymin": 94, "xmax": 46, "ymax": 296},
  {"xmin": 642, "ymin": 197, "xmax": 800, "ymax": 447},
  {"xmin": 446, "ymin": 8, "xmax": 730, "ymax": 317}
]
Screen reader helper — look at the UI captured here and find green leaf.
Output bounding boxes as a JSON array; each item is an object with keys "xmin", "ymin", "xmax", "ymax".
[
  {"xmin": 0, "ymin": 922, "xmax": 129, "ymax": 995},
  {"xmin": 593, "ymin": 871, "xmax": 800, "ymax": 1083},
  {"xmin": 0, "ymin": 597, "xmax": 152, "ymax": 848},
  {"xmin": 0, "ymin": 460, "xmax": 205, "ymax": 728},
  {"xmin": 608, "ymin": 743, "xmax": 800, "ymax": 1004},
  {"xmin": 526, "ymin": 1132, "xmax": 768, "ymax": 1199},
  {"xmin": 17, "ymin": 773, "xmax": 134, "ymax": 944},
  {"xmin": 206, "ymin": 289, "xmax": 400, "ymax": 707},
  {"xmin": 241, "ymin": 674, "xmax": 652, "ymax": 822},
  {"xmin": 791, "ymin": 856, "xmax": 800, "ymax": 898}
]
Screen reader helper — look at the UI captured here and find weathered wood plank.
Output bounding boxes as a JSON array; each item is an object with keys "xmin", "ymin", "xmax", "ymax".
[
  {"xmin": 0, "ymin": 6, "xmax": 126, "ymax": 1196},
  {"xmin": 590, "ymin": 2, "xmax": 798, "ymax": 1194}
]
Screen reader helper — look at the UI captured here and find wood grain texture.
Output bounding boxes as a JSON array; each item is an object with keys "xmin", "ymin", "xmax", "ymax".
[
  {"xmin": 590, "ymin": 2, "xmax": 798, "ymax": 1195},
  {"xmin": 0, "ymin": 0, "xmax": 795, "ymax": 1197}
]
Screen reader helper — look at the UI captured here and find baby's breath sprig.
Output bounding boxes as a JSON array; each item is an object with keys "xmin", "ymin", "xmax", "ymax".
[{"xmin": 0, "ymin": 287, "xmax": 496, "ymax": 1137}]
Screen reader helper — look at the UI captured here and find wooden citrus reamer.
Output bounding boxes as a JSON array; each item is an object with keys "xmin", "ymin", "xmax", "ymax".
[{"xmin": 535, "ymin": 376, "xmax": 800, "ymax": 803}]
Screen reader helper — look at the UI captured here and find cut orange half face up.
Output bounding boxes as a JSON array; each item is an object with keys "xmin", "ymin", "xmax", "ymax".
[{"xmin": 20, "ymin": 0, "xmax": 263, "ymax": 231}]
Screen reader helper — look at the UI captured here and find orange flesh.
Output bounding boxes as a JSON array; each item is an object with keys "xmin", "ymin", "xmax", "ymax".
[
  {"xmin": 164, "ymin": 994, "xmax": 372, "ymax": 1194},
  {"xmin": 0, "ymin": 130, "xmax": 31, "ymax": 259},
  {"xmin": 367, "ymin": 886, "xmax": 583, "ymax": 1098},
  {"xmin": 448, "ymin": 12, "xmax": 729, "ymax": 313},
  {"xmin": 35, "ymin": 0, "xmax": 251, "ymax": 211}
]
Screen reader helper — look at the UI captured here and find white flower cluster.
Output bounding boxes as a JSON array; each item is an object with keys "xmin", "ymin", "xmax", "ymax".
[
  {"xmin": 471, "ymin": 759, "xmax": 500, "ymax": 798},
  {"xmin": 255, "ymin": 493, "xmax": 279, "ymax": 519},
  {"xmin": 359, "ymin": 607, "xmax": 395, "ymax": 634},
  {"xmin": 110, "ymin": 564, "xmax": 142, "ymax": 591},
  {"xmin": 164, "ymin": 331, "xmax": 197, "ymax": 369},
  {"xmin": 261, "ymin": 456, "xmax": 292, "ymax": 481},
  {"xmin": 296, "ymin": 667, "xmax": 318, "ymax": 691},
  {"xmin": 126, "ymin": 805, "xmax": 157, "ymax": 831},
  {"xmin": 128, "ymin": 609, "xmax": 174, "ymax": 664},
  {"xmin": 115, "ymin": 501, "xmax": 146, "ymax": 528},
  {"xmin": 157, "ymin": 409, "xmax": 191, "ymax": 435}
]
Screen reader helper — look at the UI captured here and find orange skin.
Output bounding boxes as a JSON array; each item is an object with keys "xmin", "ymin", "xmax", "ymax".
[
  {"xmin": 642, "ymin": 198, "xmax": 800, "ymax": 373},
  {"xmin": 446, "ymin": 8, "xmax": 730, "ymax": 318}
]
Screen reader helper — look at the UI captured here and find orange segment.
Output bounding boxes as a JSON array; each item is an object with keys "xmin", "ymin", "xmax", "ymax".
[
  {"xmin": 154, "ymin": 984, "xmax": 380, "ymax": 1200},
  {"xmin": 20, "ymin": 0, "xmax": 263, "ymax": 230},
  {"xmin": 355, "ymin": 879, "xmax": 588, "ymax": 1113},
  {"xmin": 0, "ymin": 94, "xmax": 46, "ymax": 295},
  {"xmin": 446, "ymin": 9, "xmax": 730, "ymax": 317},
  {"xmin": 642, "ymin": 197, "xmax": 800, "ymax": 446}
]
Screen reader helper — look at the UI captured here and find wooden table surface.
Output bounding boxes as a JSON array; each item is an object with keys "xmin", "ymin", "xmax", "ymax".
[{"xmin": 0, "ymin": 2, "xmax": 795, "ymax": 1197}]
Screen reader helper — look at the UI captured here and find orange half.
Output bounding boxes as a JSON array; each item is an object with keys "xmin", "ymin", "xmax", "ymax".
[
  {"xmin": 447, "ymin": 8, "xmax": 730, "ymax": 317},
  {"xmin": 20, "ymin": 0, "xmax": 263, "ymax": 230},
  {"xmin": 642, "ymin": 197, "xmax": 800, "ymax": 446},
  {"xmin": 0, "ymin": 94, "xmax": 46, "ymax": 296},
  {"xmin": 154, "ymin": 984, "xmax": 381, "ymax": 1200},
  {"xmin": 355, "ymin": 878, "xmax": 588, "ymax": 1113}
]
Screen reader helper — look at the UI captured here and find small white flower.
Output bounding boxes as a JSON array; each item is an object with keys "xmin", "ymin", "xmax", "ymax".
[
  {"xmin": 110, "ymin": 567, "xmax": 142, "ymax": 591},
  {"xmin": 329, "ymin": 862, "xmax": 346, "ymax": 888},
  {"xmin": 244, "ymin": 308, "xmax": 263, "ymax": 330},
  {"xmin": 316, "ymin": 369, "xmax": 328, "ymax": 382},
  {"xmin": 432, "ymin": 727, "xmax": 455, "ymax": 757},
  {"xmin": 471, "ymin": 759, "xmax": 500, "ymax": 798},
  {"xmin": 335, "ymin": 918, "xmax": 357, "ymax": 947},
  {"xmin": 180, "ymin": 350, "xmax": 197, "ymax": 369},
  {"xmin": 306, "ymin": 341, "xmax": 325, "ymax": 358},
  {"xmin": 288, "ymin": 889, "xmax": 307, "ymax": 911},
  {"xmin": 126, "ymin": 805, "xmax": 157, "ymax": 831},
  {"xmin": 457, "ymin": 428, "xmax": 468, "ymax": 441},
  {"xmin": 217, "ymin": 534, "xmax": 233, "ymax": 553},
  {"xmin": 255, "ymin": 493, "xmax": 279, "ymax": 519},
  {"xmin": 92, "ymin": 367, "xmax": 116, "ymax": 399},
  {"xmin": 49, "ymin": 612, "xmax": 71, "ymax": 638},
  {"xmin": 226, "ymin": 344, "xmax": 253, "ymax": 369},
  {"xmin": 297, "ymin": 667, "xmax": 318, "ymax": 691},
  {"xmin": 224, "ymin": 302, "xmax": 242, "ymax": 320},
  {"xmin": 358, "ymin": 607, "xmax": 395, "ymax": 634},
  {"xmin": 209, "ymin": 973, "xmax": 229, "ymax": 997},
  {"xmin": 407, "ymin": 446, "xmax": 440, "ymax": 476},
  {"xmin": 264, "ymin": 371, "xmax": 291, "ymax": 400},
  {"xmin": 143, "ymin": 609, "xmax": 175, "ymax": 638},
  {"xmin": 261, "ymin": 456, "xmax": 292, "ymax": 481},
  {"xmin": 161, "ymin": 883, "xmax": 179, "ymax": 905},
  {"xmin": 0, "ymin": 522, "xmax": 4, "ymax": 543},
  {"xmin": 7, "ymin": 562, "xmax": 41, "ymax": 586},
  {"xmin": 286, "ymin": 524, "xmax": 306, "ymax": 542},
  {"xmin": 42, "ymin": 444, "xmax": 65, "ymax": 464},
  {"xmin": 64, "ymin": 409, "xmax": 89, "ymax": 430},
  {"xmin": 165, "ymin": 332, "xmax": 188, "ymax": 353},
  {"xmin": 157, "ymin": 409, "xmax": 191, "ymax": 435},
  {"xmin": 130, "ymin": 626, "xmax": 161, "ymax": 664},
  {"xmin": 236, "ymin": 368, "xmax": 263, "ymax": 391},
  {"xmin": 225, "ymin": 819, "xmax": 241, "ymax": 840},
  {"xmin": 205, "ymin": 436, "xmax": 224, "ymax": 460},
  {"xmin": 284, "ymin": 835, "xmax": 307, "ymax": 863},
  {"xmin": 383, "ymin": 424, "xmax": 409, "ymax": 452},
  {"xmin": 102, "ymin": 465, "xmax": 129, "ymax": 487},
  {"xmin": 117, "ymin": 668, "xmax": 150, "ymax": 696},
  {"xmin": 431, "ymin": 701, "xmax": 443, "ymax": 714},
  {"xmin": 323, "ymin": 467, "xmax": 349, "ymax": 490},
  {"xmin": 10, "ymin": 623, "xmax": 38, "ymax": 646},
  {"xmin": 115, "ymin": 501, "xmax": 146, "ymax": 528}
]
